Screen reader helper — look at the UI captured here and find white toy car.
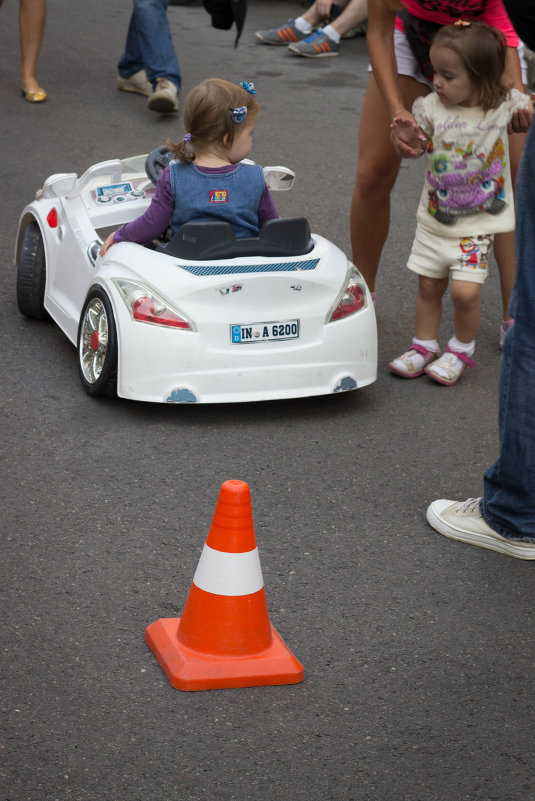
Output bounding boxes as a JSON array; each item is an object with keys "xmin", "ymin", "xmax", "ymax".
[{"xmin": 14, "ymin": 148, "xmax": 377, "ymax": 404}]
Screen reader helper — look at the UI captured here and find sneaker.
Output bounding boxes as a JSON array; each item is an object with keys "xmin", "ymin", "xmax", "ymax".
[
  {"xmin": 117, "ymin": 69, "xmax": 152, "ymax": 97},
  {"xmin": 147, "ymin": 78, "xmax": 179, "ymax": 113},
  {"xmin": 288, "ymin": 30, "xmax": 340, "ymax": 57},
  {"xmin": 426, "ymin": 498, "xmax": 535, "ymax": 559},
  {"xmin": 255, "ymin": 19, "xmax": 310, "ymax": 45},
  {"xmin": 425, "ymin": 346, "xmax": 474, "ymax": 386},
  {"xmin": 499, "ymin": 319, "xmax": 514, "ymax": 348},
  {"xmin": 389, "ymin": 344, "xmax": 437, "ymax": 378}
]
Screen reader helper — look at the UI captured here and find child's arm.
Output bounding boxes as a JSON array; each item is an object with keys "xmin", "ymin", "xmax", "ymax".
[
  {"xmin": 99, "ymin": 167, "xmax": 174, "ymax": 256},
  {"xmin": 258, "ymin": 187, "xmax": 279, "ymax": 229}
]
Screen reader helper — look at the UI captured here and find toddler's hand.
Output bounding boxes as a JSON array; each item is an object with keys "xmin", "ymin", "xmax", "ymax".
[
  {"xmin": 390, "ymin": 113, "xmax": 427, "ymax": 158},
  {"xmin": 99, "ymin": 232, "xmax": 116, "ymax": 257}
]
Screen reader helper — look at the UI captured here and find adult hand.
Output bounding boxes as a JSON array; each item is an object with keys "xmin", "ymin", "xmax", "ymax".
[
  {"xmin": 507, "ymin": 99, "xmax": 534, "ymax": 134},
  {"xmin": 390, "ymin": 112, "xmax": 427, "ymax": 158},
  {"xmin": 315, "ymin": 0, "xmax": 334, "ymax": 18},
  {"xmin": 99, "ymin": 232, "xmax": 116, "ymax": 257}
]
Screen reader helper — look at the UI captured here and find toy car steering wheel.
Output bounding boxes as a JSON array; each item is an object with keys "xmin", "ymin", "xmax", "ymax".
[{"xmin": 145, "ymin": 145, "xmax": 174, "ymax": 186}]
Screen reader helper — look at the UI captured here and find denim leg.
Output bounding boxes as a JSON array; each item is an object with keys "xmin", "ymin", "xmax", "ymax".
[
  {"xmin": 118, "ymin": 11, "xmax": 145, "ymax": 78},
  {"xmin": 117, "ymin": 0, "xmax": 181, "ymax": 90},
  {"xmin": 481, "ymin": 121, "xmax": 535, "ymax": 540}
]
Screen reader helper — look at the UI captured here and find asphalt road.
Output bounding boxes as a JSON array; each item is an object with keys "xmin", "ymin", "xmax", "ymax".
[{"xmin": 2, "ymin": 2, "xmax": 534, "ymax": 800}]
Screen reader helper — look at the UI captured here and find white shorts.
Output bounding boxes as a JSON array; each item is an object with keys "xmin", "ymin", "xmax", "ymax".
[
  {"xmin": 407, "ymin": 225, "xmax": 494, "ymax": 284},
  {"xmin": 368, "ymin": 29, "xmax": 528, "ymax": 87}
]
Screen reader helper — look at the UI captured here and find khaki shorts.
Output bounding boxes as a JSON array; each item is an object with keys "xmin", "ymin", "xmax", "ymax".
[{"xmin": 407, "ymin": 225, "xmax": 494, "ymax": 284}]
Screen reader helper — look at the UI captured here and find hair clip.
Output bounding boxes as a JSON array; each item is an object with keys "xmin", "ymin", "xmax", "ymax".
[
  {"xmin": 454, "ymin": 19, "xmax": 471, "ymax": 26},
  {"xmin": 183, "ymin": 133, "xmax": 192, "ymax": 142},
  {"xmin": 240, "ymin": 81, "xmax": 256, "ymax": 96},
  {"xmin": 230, "ymin": 105, "xmax": 248, "ymax": 123}
]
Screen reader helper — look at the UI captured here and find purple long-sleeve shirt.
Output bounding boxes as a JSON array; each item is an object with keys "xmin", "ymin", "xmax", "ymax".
[{"xmin": 114, "ymin": 163, "xmax": 279, "ymax": 245}]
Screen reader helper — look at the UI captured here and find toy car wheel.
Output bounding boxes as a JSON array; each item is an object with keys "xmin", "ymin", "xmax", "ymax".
[
  {"xmin": 16, "ymin": 219, "xmax": 48, "ymax": 319},
  {"xmin": 77, "ymin": 289, "xmax": 118, "ymax": 397}
]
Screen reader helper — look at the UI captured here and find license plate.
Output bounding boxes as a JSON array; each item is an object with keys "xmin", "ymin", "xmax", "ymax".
[{"xmin": 230, "ymin": 319, "xmax": 300, "ymax": 344}]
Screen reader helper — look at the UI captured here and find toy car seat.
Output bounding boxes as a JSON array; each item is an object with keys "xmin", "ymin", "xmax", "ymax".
[{"xmin": 160, "ymin": 217, "xmax": 313, "ymax": 260}]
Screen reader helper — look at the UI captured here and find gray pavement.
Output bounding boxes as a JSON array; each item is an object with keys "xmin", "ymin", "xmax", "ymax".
[{"xmin": 1, "ymin": 3, "xmax": 534, "ymax": 800}]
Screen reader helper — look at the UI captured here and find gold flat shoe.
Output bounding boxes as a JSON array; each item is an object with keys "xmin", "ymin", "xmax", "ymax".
[{"xmin": 21, "ymin": 86, "xmax": 48, "ymax": 103}]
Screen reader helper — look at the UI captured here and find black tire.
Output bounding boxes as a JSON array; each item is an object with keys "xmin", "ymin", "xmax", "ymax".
[
  {"xmin": 16, "ymin": 219, "xmax": 48, "ymax": 319},
  {"xmin": 77, "ymin": 288, "xmax": 118, "ymax": 397}
]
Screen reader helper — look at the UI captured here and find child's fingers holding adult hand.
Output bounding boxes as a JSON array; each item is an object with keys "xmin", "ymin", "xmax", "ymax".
[
  {"xmin": 390, "ymin": 117, "xmax": 425, "ymax": 158},
  {"xmin": 508, "ymin": 104, "xmax": 533, "ymax": 134}
]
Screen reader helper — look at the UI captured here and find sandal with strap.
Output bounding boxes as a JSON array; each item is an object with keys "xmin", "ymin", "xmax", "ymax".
[
  {"xmin": 425, "ymin": 346, "xmax": 475, "ymax": 386},
  {"xmin": 389, "ymin": 343, "xmax": 438, "ymax": 378}
]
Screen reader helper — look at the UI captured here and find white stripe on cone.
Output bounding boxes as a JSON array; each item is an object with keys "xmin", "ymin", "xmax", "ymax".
[{"xmin": 193, "ymin": 544, "xmax": 264, "ymax": 597}]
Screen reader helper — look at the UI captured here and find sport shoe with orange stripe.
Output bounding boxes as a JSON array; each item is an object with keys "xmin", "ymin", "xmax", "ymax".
[
  {"xmin": 255, "ymin": 18, "xmax": 310, "ymax": 45},
  {"xmin": 288, "ymin": 30, "xmax": 340, "ymax": 57}
]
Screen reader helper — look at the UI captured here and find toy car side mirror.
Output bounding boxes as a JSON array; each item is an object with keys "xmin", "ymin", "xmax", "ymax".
[
  {"xmin": 263, "ymin": 166, "xmax": 295, "ymax": 191},
  {"xmin": 41, "ymin": 173, "xmax": 78, "ymax": 199}
]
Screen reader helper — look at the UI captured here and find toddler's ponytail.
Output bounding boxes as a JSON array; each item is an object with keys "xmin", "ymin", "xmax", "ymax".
[{"xmin": 167, "ymin": 134, "xmax": 195, "ymax": 163}]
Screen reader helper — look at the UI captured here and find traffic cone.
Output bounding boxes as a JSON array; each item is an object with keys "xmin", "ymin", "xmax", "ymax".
[{"xmin": 145, "ymin": 480, "xmax": 304, "ymax": 691}]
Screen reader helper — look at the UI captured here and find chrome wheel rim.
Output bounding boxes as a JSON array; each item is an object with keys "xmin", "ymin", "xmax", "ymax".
[{"xmin": 79, "ymin": 298, "xmax": 109, "ymax": 384}]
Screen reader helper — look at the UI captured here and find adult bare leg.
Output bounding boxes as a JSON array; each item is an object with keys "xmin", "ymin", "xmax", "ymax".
[
  {"xmin": 329, "ymin": 0, "xmax": 367, "ymax": 36},
  {"xmin": 19, "ymin": 0, "xmax": 46, "ymax": 93},
  {"xmin": 301, "ymin": 0, "xmax": 350, "ymax": 28},
  {"xmin": 350, "ymin": 74, "xmax": 428, "ymax": 292}
]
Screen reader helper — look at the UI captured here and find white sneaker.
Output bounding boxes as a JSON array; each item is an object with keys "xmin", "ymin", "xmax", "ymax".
[
  {"xmin": 148, "ymin": 78, "xmax": 179, "ymax": 113},
  {"xmin": 116, "ymin": 69, "xmax": 152, "ymax": 97},
  {"xmin": 426, "ymin": 498, "xmax": 535, "ymax": 559}
]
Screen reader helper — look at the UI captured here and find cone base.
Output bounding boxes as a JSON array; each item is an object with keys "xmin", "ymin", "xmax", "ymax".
[{"xmin": 145, "ymin": 617, "xmax": 304, "ymax": 691}]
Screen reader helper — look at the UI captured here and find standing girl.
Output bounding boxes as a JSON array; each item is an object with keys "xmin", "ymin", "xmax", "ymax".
[
  {"xmin": 350, "ymin": 0, "xmax": 531, "ymax": 345},
  {"xmin": 389, "ymin": 21, "xmax": 530, "ymax": 385},
  {"xmin": 100, "ymin": 78, "xmax": 279, "ymax": 255}
]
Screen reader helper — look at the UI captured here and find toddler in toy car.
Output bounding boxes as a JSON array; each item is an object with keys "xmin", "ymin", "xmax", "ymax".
[{"xmin": 100, "ymin": 78, "xmax": 279, "ymax": 255}]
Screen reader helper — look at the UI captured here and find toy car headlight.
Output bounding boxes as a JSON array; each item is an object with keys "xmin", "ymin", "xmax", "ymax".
[
  {"xmin": 113, "ymin": 279, "xmax": 195, "ymax": 331},
  {"xmin": 326, "ymin": 263, "xmax": 368, "ymax": 323}
]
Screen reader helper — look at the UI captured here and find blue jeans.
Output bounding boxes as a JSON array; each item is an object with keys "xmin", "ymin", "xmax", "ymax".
[
  {"xmin": 118, "ymin": 0, "xmax": 181, "ymax": 91},
  {"xmin": 481, "ymin": 120, "xmax": 535, "ymax": 540}
]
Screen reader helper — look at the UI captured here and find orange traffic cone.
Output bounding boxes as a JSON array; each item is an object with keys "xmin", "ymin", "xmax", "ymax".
[{"xmin": 145, "ymin": 480, "xmax": 304, "ymax": 691}]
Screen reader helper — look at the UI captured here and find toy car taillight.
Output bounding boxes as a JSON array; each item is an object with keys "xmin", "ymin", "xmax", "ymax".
[
  {"xmin": 327, "ymin": 264, "xmax": 367, "ymax": 322},
  {"xmin": 114, "ymin": 279, "xmax": 193, "ymax": 331},
  {"xmin": 133, "ymin": 296, "xmax": 190, "ymax": 329}
]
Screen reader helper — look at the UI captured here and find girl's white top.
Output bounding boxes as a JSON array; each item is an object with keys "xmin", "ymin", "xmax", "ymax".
[{"xmin": 412, "ymin": 88, "xmax": 530, "ymax": 237}]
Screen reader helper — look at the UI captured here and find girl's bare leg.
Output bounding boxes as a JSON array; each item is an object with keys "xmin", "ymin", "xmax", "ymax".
[
  {"xmin": 450, "ymin": 279, "xmax": 482, "ymax": 343},
  {"xmin": 19, "ymin": 0, "xmax": 46, "ymax": 92},
  {"xmin": 414, "ymin": 275, "xmax": 448, "ymax": 341},
  {"xmin": 350, "ymin": 74, "xmax": 428, "ymax": 292}
]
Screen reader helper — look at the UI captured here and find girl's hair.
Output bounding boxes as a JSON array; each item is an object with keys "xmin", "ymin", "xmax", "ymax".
[
  {"xmin": 431, "ymin": 21, "xmax": 507, "ymax": 111},
  {"xmin": 168, "ymin": 78, "xmax": 259, "ymax": 163}
]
